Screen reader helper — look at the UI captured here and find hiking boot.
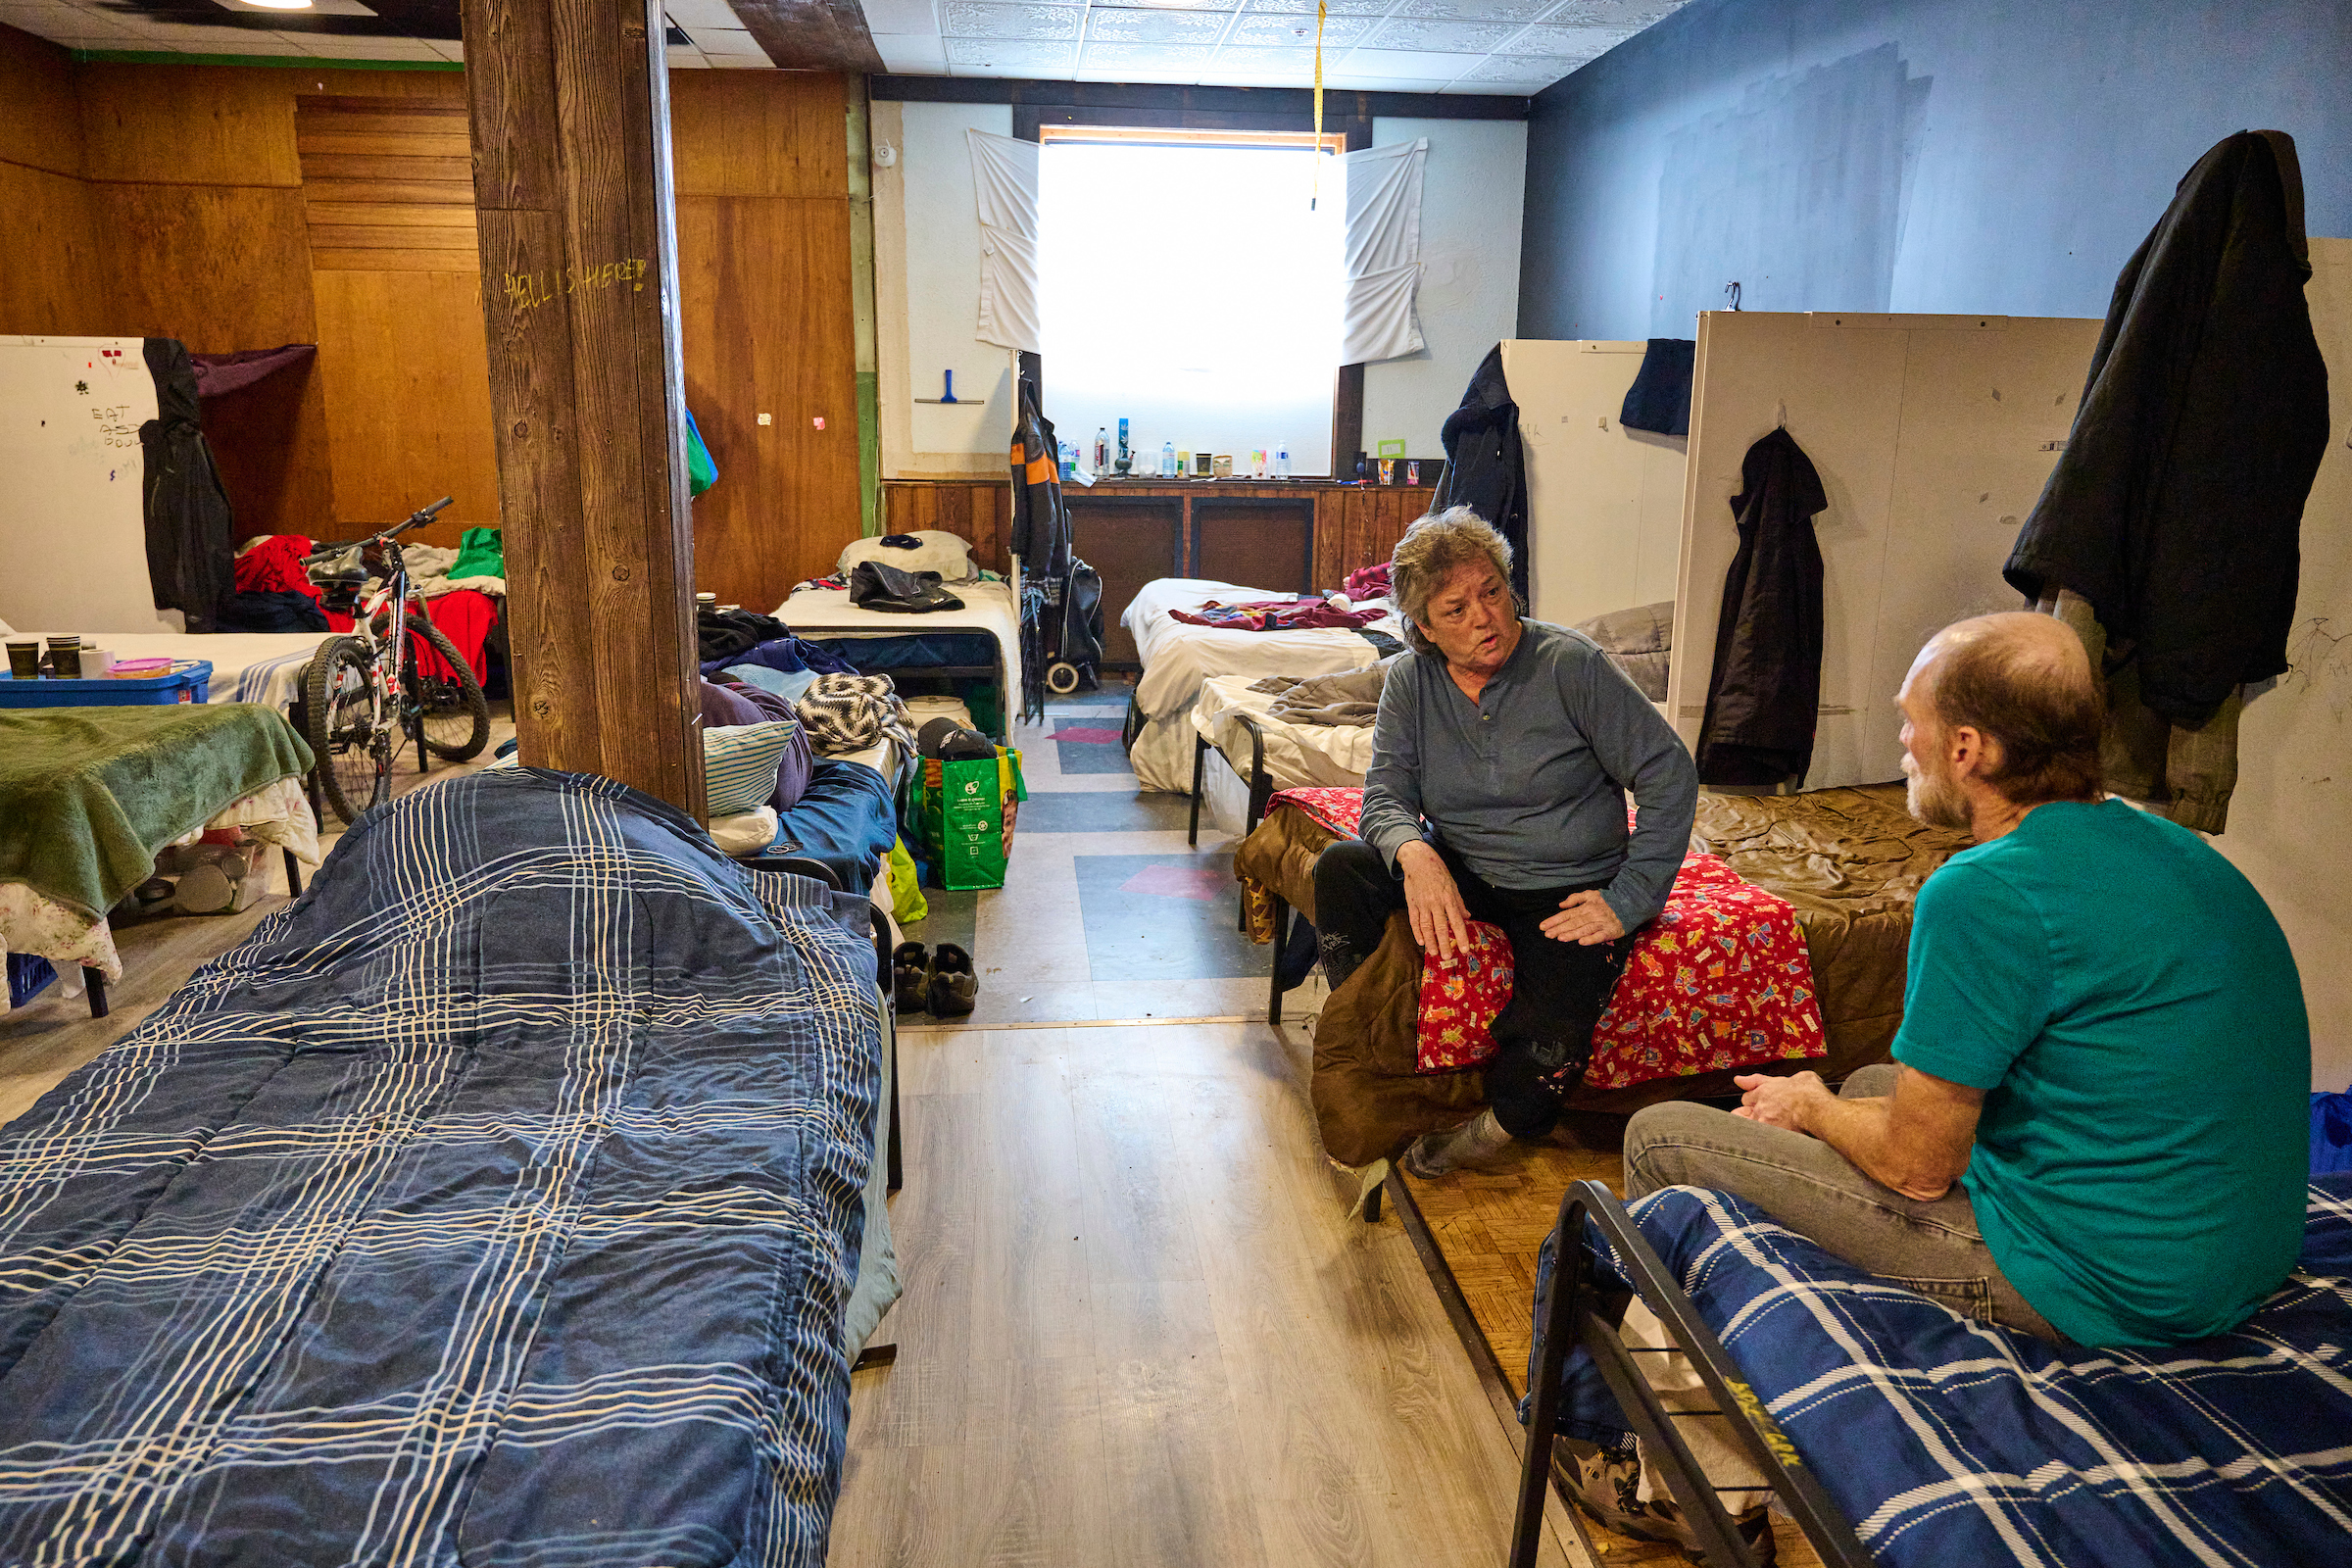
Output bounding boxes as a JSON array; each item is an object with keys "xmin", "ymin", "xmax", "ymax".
[
  {"xmin": 928, "ymin": 943, "xmax": 977, "ymax": 1018},
  {"xmin": 892, "ymin": 942, "xmax": 930, "ymax": 1013},
  {"xmin": 1400, "ymin": 1108, "xmax": 1515, "ymax": 1177}
]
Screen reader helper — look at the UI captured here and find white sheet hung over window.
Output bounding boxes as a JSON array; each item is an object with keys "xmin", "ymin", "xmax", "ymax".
[
  {"xmin": 1341, "ymin": 137, "xmax": 1427, "ymax": 366},
  {"xmin": 966, "ymin": 128, "xmax": 1042, "ymax": 354}
]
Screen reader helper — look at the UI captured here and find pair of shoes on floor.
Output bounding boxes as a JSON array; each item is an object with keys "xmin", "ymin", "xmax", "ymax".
[
  {"xmin": 1399, "ymin": 1108, "xmax": 1518, "ymax": 1178},
  {"xmin": 1559, "ymin": 1437, "xmax": 1777, "ymax": 1564},
  {"xmin": 890, "ymin": 941, "xmax": 977, "ymax": 1017}
]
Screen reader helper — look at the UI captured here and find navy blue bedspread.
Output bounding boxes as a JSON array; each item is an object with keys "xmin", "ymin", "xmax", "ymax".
[
  {"xmin": 765, "ymin": 758, "xmax": 900, "ymax": 892},
  {"xmin": 802, "ymin": 632, "xmax": 996, "ymax": 673},
  {"xmin": 1533, "ymin": 1177, "xmax": 2352, "ymax": 1566},
  {"xmin": 0, "ymin": 769, "xmax": 880, "ymax": 1567}
]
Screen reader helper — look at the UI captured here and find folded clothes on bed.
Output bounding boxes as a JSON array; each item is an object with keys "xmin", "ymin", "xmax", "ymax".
[
  {"xmin": 798, "ymin": 673, "xmax": 915, "ymax": 759},
  {"xmin": 1249, "ymin": 659, "xmax": 1394, "ymax": 726},
  {"xmin": 1171, "ymin": 596, "xmax": 1387, "ymax": 632}
]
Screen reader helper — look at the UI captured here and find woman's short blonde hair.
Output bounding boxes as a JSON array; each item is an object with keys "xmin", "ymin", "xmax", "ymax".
[{"xmin": 1390, "ymin": 507, "xmax": 1516, "ymax": 659}]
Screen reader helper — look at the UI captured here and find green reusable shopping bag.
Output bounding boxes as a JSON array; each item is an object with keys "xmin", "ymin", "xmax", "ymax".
[{"xmin": 917, "ymin": 747, "xmax": 1026, "ymax": 891}]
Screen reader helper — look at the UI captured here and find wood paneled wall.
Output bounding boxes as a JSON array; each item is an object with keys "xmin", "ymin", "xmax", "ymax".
[
  {"xmin": 675, "ymin": 74, "xmax": 862, "ymax": 612},
  {"xmin": 880, "ymin": 478, "xmax": 1435, "ymax": 587},
  {"xmin": 0, "ymin": 38, "xmax": 860, "ymax": 589}
]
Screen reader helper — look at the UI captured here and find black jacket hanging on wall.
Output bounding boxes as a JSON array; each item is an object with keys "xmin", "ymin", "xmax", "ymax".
[
  {"xmin": 1434, "ymin": 344, "xmax": 1529, "ymax": 599},
  {"xmin": 139, "ymin": 338, "xmax": 237, "ymax": 634},
  {"xmin": 1008, "ymin": 378, "xmax": 1072, "ymax": 582},
  {"xmin": 1619, "ymin": 338, "xmax": 1695, "ymax": 437},
  {"xmin": 2004, "ymin": 129, "xmax": 2328, "ymax": 727},
  {"xmin": 1697, "ymin": 427, "xmax": 1827, "ymax": 787}
]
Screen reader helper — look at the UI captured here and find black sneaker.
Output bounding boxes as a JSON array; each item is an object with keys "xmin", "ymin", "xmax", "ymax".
[
  {"xmin": 892, "ymin": 942, "xmax": 930, "ymax": 1013},
  {"xmin": 928, "ymin": 943, "xmax": 977, "ymax": 1018}
]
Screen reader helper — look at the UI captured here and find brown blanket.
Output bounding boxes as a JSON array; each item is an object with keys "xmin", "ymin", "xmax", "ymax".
[{"xmin": 1236, "ymin": 785, "xmax": 1967, "ymax": 1167}]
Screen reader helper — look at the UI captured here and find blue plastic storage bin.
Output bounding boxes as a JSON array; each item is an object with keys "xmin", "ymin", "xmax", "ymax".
[{"xmin": 0, "ymin": 661, "xmax": 213, "ymax": 707}]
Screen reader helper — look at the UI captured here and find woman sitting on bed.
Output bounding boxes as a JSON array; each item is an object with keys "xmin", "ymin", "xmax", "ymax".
[{"xmin": 1314, "ymin": 508, "xmax": 1698, "ymax": 1175}]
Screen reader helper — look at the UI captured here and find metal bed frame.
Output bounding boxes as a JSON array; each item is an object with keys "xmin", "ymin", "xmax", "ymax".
[
  {"xmin": 1511, "ymin": 1179, "xmax": 1873, "ymax": 1568},
  {"xmin": 1185, "ymin": 710, "xmax": 1279, "ymax": 849}
]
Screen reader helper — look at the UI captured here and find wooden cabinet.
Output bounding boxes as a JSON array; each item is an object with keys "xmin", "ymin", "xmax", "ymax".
[{"xmin": 883, "ymin": 477, "xmax": 1440, "ymax": 670}]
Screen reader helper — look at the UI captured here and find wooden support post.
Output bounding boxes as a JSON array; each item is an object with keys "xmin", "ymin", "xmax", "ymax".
[{"xmin": 460, "ymin": 0, "xmax": 707, "ymax": 817}]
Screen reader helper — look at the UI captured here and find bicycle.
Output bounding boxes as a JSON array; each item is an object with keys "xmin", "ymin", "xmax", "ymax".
[{"xmin": 300, "ymin": 496, "xmax": 492, "ymax": 825}]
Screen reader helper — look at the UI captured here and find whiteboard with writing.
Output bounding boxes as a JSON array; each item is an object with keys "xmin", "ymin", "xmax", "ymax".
[{"xmin": 0, "ymin": 336, "xmax": 167, "ymax": 635}]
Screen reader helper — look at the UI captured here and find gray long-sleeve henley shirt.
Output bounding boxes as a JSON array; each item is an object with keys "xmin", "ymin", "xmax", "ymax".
[{"xmin": 1357, "ymin": 619, "xmax": 1699, "ymax": 931}]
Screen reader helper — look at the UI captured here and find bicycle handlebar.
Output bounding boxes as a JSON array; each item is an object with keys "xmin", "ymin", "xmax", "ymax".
[{"xmin": 312, "ymin": 497, "xmax": 458, "ymax": 555}]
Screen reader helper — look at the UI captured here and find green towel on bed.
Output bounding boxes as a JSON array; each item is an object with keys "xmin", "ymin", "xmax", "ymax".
[{"xmin": 0, "ymin": 705, "xmax": 315, "ymax": 921}]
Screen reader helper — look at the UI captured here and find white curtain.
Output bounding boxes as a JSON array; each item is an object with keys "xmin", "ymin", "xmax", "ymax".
[
  {"xmin": 966, "ymin": 128, "xmax": 1042, "ymax": 354},
  {"xmin": 1341, "ymin": 137, "xmax": 1427, "ymax": 365}
]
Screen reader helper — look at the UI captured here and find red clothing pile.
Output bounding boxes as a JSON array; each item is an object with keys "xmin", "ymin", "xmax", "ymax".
[
  {"xmin": 1343, "ymin": 562, "xmax": 1393, "ymax": 601},
  {"xmin": 233, "ymin": 535, "xmax": 319, "ymax": 602},
  {"xmin": 1169, "ymin": 596, "xmax": 1385, "ymax": 632}
]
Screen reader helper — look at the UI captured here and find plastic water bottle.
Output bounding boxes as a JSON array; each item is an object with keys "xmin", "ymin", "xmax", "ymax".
[
  {"xmin": 1161, "ymin": 440, "xmax": 1175, "ymax": 477},
  {"xmin": 1275, "ymin": 442, "xmax": 1291, "ymax": 478},
  {"xmin": 1094, "ymin": 426, "xmax": 1108, "ymax": 472}
]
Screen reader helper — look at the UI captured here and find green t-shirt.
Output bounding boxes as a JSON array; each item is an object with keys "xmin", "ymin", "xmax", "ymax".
[{"xmin": 1891, "ymin": 799, "xmax": 2308, "ymax": 1347}]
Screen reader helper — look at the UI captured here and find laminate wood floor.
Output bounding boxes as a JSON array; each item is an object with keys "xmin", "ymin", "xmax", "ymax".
[{"xmin": 831, "ymin": 1017, "xmax": 1588, "ymax": 1568}]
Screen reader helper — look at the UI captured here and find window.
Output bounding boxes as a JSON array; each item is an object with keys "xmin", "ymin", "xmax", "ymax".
[{"xmin": 1037, "ymin": 127, "xmax": 1345, "ymax": 478}]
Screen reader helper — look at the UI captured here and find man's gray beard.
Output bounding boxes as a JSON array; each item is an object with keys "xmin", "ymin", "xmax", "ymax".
[{"xmin": 1906, "ymin": 762, "xmax": 1972, "ymax": 832}]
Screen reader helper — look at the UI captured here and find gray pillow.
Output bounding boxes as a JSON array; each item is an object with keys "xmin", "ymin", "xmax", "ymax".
[{"xmin": 1573, "ymin": 601, "xmax": 1673, "ymax": 701}]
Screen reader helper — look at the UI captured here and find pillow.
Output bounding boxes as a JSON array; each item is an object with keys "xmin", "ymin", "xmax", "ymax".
[
  {"xmin": 704, "ymin": 721, "xmax": 802, "ymax": 815},
  {"xmin": 709, "ymin": 805, "xmax": 780, "ymax": 858},
  {"xmin": 838, "ymin": 528, "xmax": 978, "ymax": 584},
  {"xmin": 723, "ymin": 662, "xmax": 820, "ymax": 705}
]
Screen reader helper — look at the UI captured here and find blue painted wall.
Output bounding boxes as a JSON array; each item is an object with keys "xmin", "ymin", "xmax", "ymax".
[{"xmin": 1518, "ymin": 0, "xmax": 2352, "ymax": 339}]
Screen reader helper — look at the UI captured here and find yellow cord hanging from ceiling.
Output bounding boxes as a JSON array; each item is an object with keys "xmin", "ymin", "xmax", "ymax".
[{"xmin": 1311, "ymin": 0, "xmax": 1327, "ymax": 209}]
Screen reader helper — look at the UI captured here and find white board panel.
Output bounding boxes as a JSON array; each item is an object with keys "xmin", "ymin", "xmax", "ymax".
[
  {"xmin": 0, "ymin": 337, "xmax": 166, "ymax": 636},
  {"xmin": 1665, "ymin": 311, "xmax": 2101, "ymax": 789},
  {"xmin": 1504, "ymin": 338, "xmax": 1688, "ymax": 628},
  {"xmin": 2215, "ymin": 237, "xmax": 2352, "ymax": 1087}
]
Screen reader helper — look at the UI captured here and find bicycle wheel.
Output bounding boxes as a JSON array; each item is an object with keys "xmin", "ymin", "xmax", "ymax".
[
  {"xmin": 304, "ymin": 635, "xmax": 391, "ymax": 826},
  {"xmin": 405, "ymin": 612, "xmax": 490, "ymax": 762}
]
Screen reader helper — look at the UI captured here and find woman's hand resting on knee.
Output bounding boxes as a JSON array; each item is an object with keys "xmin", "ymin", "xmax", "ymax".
[
  {"xmin": 1396, "ymin": 841, "xmax": 1471, "ymax": 958},
  {"xmin": 1541, "ymin": 890, "xmax": 1625, "ymax": 947}
]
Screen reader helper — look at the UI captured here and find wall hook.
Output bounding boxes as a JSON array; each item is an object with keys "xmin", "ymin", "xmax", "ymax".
[
  {"xmin": 1725, "ymin": 280, "xmax": 1742, "ymax": 311},
  {"xmin": 1776, "ymin": 398, "xmax": 1788, "ymax": 429}
]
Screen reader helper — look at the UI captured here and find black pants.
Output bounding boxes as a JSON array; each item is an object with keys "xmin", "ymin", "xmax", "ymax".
[{"xmin": 1312, "ymin": 838, "xmax": 1632, "ymax": 1141}]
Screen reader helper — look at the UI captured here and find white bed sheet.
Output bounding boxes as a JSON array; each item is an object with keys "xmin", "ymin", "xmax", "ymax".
[
  {"xmin": 12, "ymin": 630, "xmax": 335, "ymax": 711},
  {"xmin": 773, "ymin": 580, "xmax": 1024, "ymax": 721},
  {"xmin": 1190, "ymin": 673, "xmax": 1377, "ymax": 794},
  {"xmin": 1121, "ymin": 579, "xmax": 1398, "ymax": 793}
]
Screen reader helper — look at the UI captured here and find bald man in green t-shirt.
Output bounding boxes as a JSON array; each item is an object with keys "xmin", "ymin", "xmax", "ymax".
[{"xmin": 1622, "ymin": 612, "xmax": 2310, "ymax": 1348}]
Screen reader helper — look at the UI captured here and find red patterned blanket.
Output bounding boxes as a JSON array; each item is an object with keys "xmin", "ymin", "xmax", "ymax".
[{"xmin": 1263, "ymin": 788, "xmax": 1826, "ymax": 1092}]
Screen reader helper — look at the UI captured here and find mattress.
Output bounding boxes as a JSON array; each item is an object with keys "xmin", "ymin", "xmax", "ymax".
[
  {"xmin": 1191, "ymin": 672, "xmax": 1377, "ymax": 792},
  {"xmin": 1122, "ymin": 578, "xmax": 1400, "ymax": 793},
  {"xmin": 1537, "ymin": 1178, "xmax": 2352, "ymax": 1568},
  {"xmin": 775, "ymin": 580, "xmax": 1024, "ymax": 719},
  {"xmin": 0, "ymin": 768, "xmax": 880, "ymax": 1565}
]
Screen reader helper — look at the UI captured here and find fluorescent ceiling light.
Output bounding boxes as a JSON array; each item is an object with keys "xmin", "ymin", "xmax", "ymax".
[
  {"xmin": 243, "ymin": 0, "xmax": 315, "ymax": 9},
  {"xmin": 212, "ymin": 0, "xmax": 381, "ymax": 16}
]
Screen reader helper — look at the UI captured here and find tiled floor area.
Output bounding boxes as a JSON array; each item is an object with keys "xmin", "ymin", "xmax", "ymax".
[{"xmin": 891, "ymin": 683, "xmax": 1327, "ymax": 1028}]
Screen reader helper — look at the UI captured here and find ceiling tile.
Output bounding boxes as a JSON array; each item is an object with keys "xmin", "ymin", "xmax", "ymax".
[
  {"xmin": 1101, "ymin": 0, "xmax": 1233, "ymax": 10},
  {"xmin": 1324, "ymin": 71, "xmax": 1454, "ymax": 89},
  {"xmin": 1211, "ymin": 43, "xmax": 1315, "ymax": 69},
  {"xmin": 1336, "ymin": 46, "xmax": 1484, "ymax": 75},
  {"xmin": 944, "ymin": 2, "xmax": 1082, "ymax": 38},
  {"xmin": 708, "ymin": 54, "xmax": 769, "ymax": 66},
  {"xmin": 1391, "ymin": 0, "xmax": 1549, "ymax": 17},
  {"xmin": 1544, "ymin": 0, "xmax": 1680, "ymax": 22},
  {"xmin": 1461, "ymin": 52, "xmax": 1567, "ymax": 81},
  {"xmin": 1086, "ymin": 7, "xmax": 1229, "ymax": 41},
  {"xmin": 945, "ymin": 34, "xmax": 1076, "ymax": 66},
  {"xmin": 872, "ymin": 28, "xmax": 949, "ymax": 68},
  {"xmin": 1227, "ymin": 10, "xmax": 1371, "ymax": 45},
  {"xmin": 1361, "ymin": 15, "xmax": 1515, "ymax": 50},
  {"xmin": 1240, "ymin": 0, "xmax": 1396, "ymax": 16},
  {"xmin": 668, "ymin": 50, "xmax": 712, "ymax": 66},
  {"xmin": 1079, "ymin": 39, "xmax": 1213, "ymax": 67},
  {"xmin": 663, "ymin": 0, "xmax": 745, "ymax": 25},
  {"xmin": 692, "ymin": 25, "xmax": 774, "ymax": 60},
  {"xmin": 1497, "ymin": 21, "xmax": 1626, "ymax": 54},
  {"xmin": 858, "ymin": 0, "xmax": 941, "ymax": 29}
]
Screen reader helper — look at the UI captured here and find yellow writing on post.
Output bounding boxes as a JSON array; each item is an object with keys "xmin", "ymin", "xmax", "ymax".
[
  {"xmin": 1726, "ymin": 1380, "xmax": 1802, "ymax": 1469},
  {"xmin": 502, "ymin": 258, "xmax": 650, "ymax": 315}
]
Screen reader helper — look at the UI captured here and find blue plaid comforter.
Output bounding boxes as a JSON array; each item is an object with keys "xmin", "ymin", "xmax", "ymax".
[
  {"xmin": 0, "ymin": 769, "xmax": 880, "ymax": 1566},
  {"xmin": 1536, "ymin": 1177, "xmax": 2352, "ymax": 1567}
]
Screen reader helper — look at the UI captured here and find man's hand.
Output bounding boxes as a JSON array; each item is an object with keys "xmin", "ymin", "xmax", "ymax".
[
  {"xmin": 1396, "ymin": 840, "xmax": 1471, "ymax": 958},
  {"xmin": 1733, "ymin": 1069, "xmax": 1831, "ymax": 1132},
  {"xmin": 1541, "ymin": 890, "xmax": 1625, "ymax": 947}
]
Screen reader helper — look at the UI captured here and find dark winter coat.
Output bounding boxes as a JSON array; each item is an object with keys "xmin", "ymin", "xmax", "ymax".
[
  {"xmin": 2004, "ymin": 129, "xmax": 2329, "ymax": 727},
  {"xmin": 1696, "ymin": 428, "xmax": 1827, "ymax": 788},
  {"xmin": 1435, "ymin": 344, "xmax": 1529, "ymax": 599},
  {"xmin": 139, "ymin": 338, "xmax": 236, "ymax": 634},
  {"xmin": 1009, "ymin": 379, "xmax": 1071, "ymax": 581}
]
